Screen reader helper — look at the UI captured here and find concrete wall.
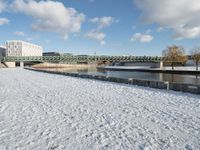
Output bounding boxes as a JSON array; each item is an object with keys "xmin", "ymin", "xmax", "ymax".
[
  {"xmin": 4, "ymin": 62, "xmax": 16, "ymax": 68},
  {"xmin": 120, "ymin": 62, "xmax": 152, "ymax": 67},
  {"xmin": 169, "ymin": 83, "xmax": 200, "ymax": 94}
]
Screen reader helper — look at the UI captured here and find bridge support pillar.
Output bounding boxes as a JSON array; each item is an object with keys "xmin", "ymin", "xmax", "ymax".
[
  {"xmin": 4, "ymin": 62, "xmax": 16, "ymax": 68},
  {"xmin": 20, "ymin": 62, "xmax": 24, "ymax": 68},
  {"xmin": 160, "ymin": 61, "xmax": 163, "ymax": 69},
  {"xmin": 150, "ymin": 61, "xmax": 164, "ymax": 69},
  {"xmin": 159, "ymin": 73, "xmax": 163, "ymax": 81},
  {"xmin": 88, "ymin": 61, "xmax": 97, "ymax": 65}
]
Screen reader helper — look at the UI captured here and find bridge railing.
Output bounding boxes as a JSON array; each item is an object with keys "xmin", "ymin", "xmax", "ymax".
[{"xmin": 0, "ymin": 55, "xmax": 163, "ymax": 63}]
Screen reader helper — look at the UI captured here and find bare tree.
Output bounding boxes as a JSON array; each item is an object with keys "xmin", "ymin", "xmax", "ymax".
[
  {"xmin": 162, "ymin": 45, "xmax": 188, "ymax": 70},
  {"xmin": 191, "ymin": 47, "xmax": 200, "ymax": 71}
]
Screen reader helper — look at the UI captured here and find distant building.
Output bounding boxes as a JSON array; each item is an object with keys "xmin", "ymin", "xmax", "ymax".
[
  {"xmin": 61, "ymin": 53, "xmax": 73, "ymax": 56},
  {"xmin": 43, "ymin": 52, "xmax": 60, "ymax": 56},
  {"xmin": 5, "ymin": 40, "xmax": 42, "ymax": 57},
  {"xmin": 76, "ymin": 55, "xmax": 88, "ymax": 57},
  {"xmin": 0, "ymin": 45, "xmax": 6, "ymax": 57}
]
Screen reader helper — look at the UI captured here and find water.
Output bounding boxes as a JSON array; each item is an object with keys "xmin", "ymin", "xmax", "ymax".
[{"xmin": 40, "ymin": 67, "xmax": 200, "ymax": 85}]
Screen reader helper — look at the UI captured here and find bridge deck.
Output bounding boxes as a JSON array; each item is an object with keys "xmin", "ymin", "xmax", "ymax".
[{"xmin": 0, "ymin": 56, "xmax": 162, "ymax": 63}]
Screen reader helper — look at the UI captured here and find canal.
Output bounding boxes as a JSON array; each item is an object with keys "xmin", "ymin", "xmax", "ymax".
[{"xmin": 38, "ymin": 66, "xmax": 200, "ymax": 85}]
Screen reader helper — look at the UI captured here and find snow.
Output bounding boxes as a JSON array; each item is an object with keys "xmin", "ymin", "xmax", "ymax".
[
  {"xmin": 0, "ymin": 68, "xmax": 200, "ymax": 150},
  {"xmin": 100, "ymin": 66, "xmax": 200, "ymax": 71},
  {"xmin": 164, "ymin": 66, "xmax": 200, "ymax": 71},
  {"xmin": 101, "ymin": 66, "xmax": 151, "ymax": 69}
]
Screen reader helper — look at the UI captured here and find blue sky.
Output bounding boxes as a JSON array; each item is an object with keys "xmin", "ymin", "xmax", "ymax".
[{"xmin": 0, "ymin": 0, "xmax": 200, "ymax": 56}]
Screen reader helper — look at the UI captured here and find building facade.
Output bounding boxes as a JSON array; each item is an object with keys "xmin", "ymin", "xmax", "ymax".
[
  {"xmin": 0, "ymin": 45, "xmax": 6, "ymax": 57},
  {"xmin": 43, "ymin": 52, "xmax": 60, "ymax": 56},
  {"xmin": 5, "ymin": 40, "xmax": 42, "ymax": 57}
]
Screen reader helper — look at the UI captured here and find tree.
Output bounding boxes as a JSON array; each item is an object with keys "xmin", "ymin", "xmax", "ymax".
[
  {"xmin": 162, "ymin": 45, "xmax": 188, "ymax": 70},
  {"xmin": 191, "ymin": 47, "xmax": 200, "ymax": 71}
]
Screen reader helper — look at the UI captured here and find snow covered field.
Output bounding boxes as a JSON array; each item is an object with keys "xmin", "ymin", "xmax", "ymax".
[{"xmin": 0, "ymin": 68, "xmax": 200, "ymax": 150}]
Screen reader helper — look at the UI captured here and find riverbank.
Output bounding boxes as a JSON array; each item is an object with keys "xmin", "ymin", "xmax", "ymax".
[
  {"xmin": 98, "ymin": 66, "xmax": 200, "ymax": 75},
  {"xmin": 32, "ymin": 62, "xmax": 96, "ymax": 69},
  {"xmin": 26, "ymin": 67, "xmax": 200, "ymax": 94},
  {"xmin": 0, "ymin": 68, "xmax": 199, "ymax": 149}
]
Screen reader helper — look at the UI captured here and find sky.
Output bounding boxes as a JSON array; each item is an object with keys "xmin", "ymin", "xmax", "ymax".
[{"xmin": 0, "ymin": 0, "xmax": 200, "ymax": 56}]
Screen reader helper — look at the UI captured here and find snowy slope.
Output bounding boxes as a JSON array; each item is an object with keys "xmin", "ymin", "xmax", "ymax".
[{"xmin": 0, "ymin": 68, "xmax": 199, "ymax": 150}]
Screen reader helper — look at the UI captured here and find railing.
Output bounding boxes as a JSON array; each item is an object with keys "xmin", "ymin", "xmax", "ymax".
[{"xmin": 0, "ymin": 56, "xmax": 163, "ymax": 62}]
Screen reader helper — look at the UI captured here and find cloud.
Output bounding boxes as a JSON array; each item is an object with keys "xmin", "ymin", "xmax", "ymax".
[
  {"xmin": 173, "ymin": 26, "xmax": 200, "ymax": 40},
  {"xmin": 85, "ymin": 30, "xmax": 106, "ymax": 45},
  {"xmin": 130, "ymin": 33, "xmax": 154, "ymax": 43},
  {"xmin": 90, "ymin": 16, "xmax": 118, "ymax": 30},
  {"xmin": 86, "ymin": 16, "xmax": 118, "ymax": 45},
  {"xmin": 134, "ymin": 0, "xmax": 200, "ymax": 40},
  {"xmin": 0, "ymin": 0, "xmax": 9, "ymax": 26},
  {"xmin": 14, "ymin": 31, "xmax": 25, "ymax": 36},
  {"xmin": 0, "ymin": 18, "xmax": 9, "ymax": 25},
  {"xmin": 0, "ymin": 0, "xmax": 6, "ymax": 13},
  {"xmin": 12, "ymin": 0, "xmax": 85, "ymax": 40}
]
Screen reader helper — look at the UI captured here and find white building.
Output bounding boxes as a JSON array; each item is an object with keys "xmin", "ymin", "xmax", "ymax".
[
  {"xmin": 0, "ymin": 45, "xmax": 6, "ymax": 57},
  {"xmin": 5, "ymin": 40, "xmax": 42, "ymax": 57}
]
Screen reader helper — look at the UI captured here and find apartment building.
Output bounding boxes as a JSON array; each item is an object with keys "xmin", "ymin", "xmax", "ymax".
[{"xmin": 5, "ymin": 40, "xmax": 42, "ymax": 57}]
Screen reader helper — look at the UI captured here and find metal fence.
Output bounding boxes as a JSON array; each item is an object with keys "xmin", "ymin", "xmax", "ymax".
[{"xmin": 0, "ymin": 56, "xmax": 162, "ymax": 63}]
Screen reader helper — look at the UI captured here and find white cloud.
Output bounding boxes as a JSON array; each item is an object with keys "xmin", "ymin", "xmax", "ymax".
[
  {"xmin": 134, "ymin": 0, "xmax": 200, "ymax": 40},
  {"xmin": 85, "ymin": 30, "xmax": 106, "ymax": 45},
  {"xmin": 0, "ymin": 0, "xmax": 6, "ymax": 13},
  {"xmin": 0, "ymin": 0, "xmax": 9, "ymax": 26},
  {"xmin": 173, "ymin": 26, "xmax": 200, "ymax": 40},
  {"xmin": 12, "ymin": 0, "xmax": 85, "ymax": 40},
  {"xmin": 0, "ymin": 18, "xmax": 9, "ymax": 25},
  {"xmin": 90, "ymin": 16, "xmax": 118, "ymax": 29},
  {"xmin": 130, "ymin": 33, "xmax": 154, "ymax": 43},
  {"xmin": 86, "ymin": 16, "xmax": 118, "ymax": 45},
  {"xmin": 14, "ymin": 31, "xmax": 25, "ymax": 36}
]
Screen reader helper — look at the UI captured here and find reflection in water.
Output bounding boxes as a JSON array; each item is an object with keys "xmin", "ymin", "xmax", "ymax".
[{"xmin": 39, "ymin": 67, "xmax": 200, "ymax": 85}]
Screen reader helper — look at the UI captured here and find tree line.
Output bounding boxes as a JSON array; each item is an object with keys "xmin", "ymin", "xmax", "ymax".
[{"xmin": 162, "ymin": 46, "xmax": 200, "ymax": 70}]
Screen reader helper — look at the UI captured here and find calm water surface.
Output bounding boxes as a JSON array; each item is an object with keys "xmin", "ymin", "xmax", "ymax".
[{"xmin": 41, "ymin": 67, "xmax": 200, "ymax": 85}]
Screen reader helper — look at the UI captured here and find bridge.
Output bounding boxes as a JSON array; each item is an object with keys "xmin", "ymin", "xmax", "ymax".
[
  {"xmin": 0, "ymin": 55, "xmax": 162, "ymax": 62},
  {"xmin": 0, "ymin": 55, "xmax": 163, "ymax": 68}
]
